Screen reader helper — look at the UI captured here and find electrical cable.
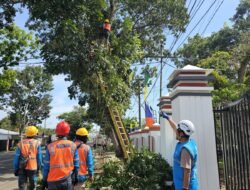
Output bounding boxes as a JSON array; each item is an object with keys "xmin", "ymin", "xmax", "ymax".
[
  {"xmin": 176, "ymin": 0, "xmax": 217, "ymax": 50},
  {"xmin": 201, "ymin": 0, "xmax": 224, "ymax": 36}
]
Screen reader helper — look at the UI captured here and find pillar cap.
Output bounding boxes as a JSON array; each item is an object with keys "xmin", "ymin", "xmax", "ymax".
[{"xmin": 168, "ymin": 65, "xmax": 213, "ymax": 81}]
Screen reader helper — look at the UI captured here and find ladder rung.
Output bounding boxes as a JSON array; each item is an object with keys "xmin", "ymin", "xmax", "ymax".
[{"xmin": 112, "ymin": 111, "xmax": 118, "ymax": 116}]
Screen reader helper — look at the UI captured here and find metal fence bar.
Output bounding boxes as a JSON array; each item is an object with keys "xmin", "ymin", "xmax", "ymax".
[
  {"xmin": 214, "ymin": 93, "xmax": 250, "ymax": 190},
  {"xmin": 230, "ymin": 105, "xmax": 238, "ymax": 190}
]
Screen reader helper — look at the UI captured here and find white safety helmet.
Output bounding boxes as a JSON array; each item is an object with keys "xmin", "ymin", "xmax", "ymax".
[{"xmin": 177, "ymin": 120, "xmax": 195, "ymax": 136}]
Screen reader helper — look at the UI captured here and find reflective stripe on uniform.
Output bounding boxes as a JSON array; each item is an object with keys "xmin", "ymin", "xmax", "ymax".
[
  {"xmin": 50, "ymin": 163, "xmax": 74, "ymax": 169},
  {"xmin": 49, "ymin": 144, "xmax": 55, "ymax": 156}
]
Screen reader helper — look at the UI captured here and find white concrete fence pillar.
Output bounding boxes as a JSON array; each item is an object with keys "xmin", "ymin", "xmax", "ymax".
[
  {"xmin": 159, "ymin": 96, "xmax": 175, "ymax": 165},
  {"xmin": 167, "ymin": 65, "xmax": 220, "ymax": 190}
]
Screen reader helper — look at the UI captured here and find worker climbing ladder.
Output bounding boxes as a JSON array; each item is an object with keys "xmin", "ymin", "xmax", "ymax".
[{"xmin": 96, "ymin": 72, "xmax": 133, "ymax": 159}]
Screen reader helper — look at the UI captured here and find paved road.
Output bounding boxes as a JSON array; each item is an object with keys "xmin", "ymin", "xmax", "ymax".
[{"xmin": 0, "ymin": 151, "xmax": 18, "ymax": 190}]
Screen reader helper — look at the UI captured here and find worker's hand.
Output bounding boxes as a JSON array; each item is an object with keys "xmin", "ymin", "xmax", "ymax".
[
  {"xmin": 89, "ymin": 175, "xmax": 94, "ymax": 182},
  {"xmin": 159, "ymin": 111, "xmax": 170, "ymax": 120},
  {"xmin": 14, "ymin": 170, "xmax": 19, "ymax": 176}
]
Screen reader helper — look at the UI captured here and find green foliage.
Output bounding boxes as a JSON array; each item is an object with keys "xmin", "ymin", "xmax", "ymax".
[
  {"xmin": 0, "ymin": 116, "xmax": 18, "ymax": 131},
  {"xmin": 232, "ymin": 0, "xmax": 250, "ymax": 32},
  {"xmin": 122, "ymin": 116, "xmax": 138, "ymax": 130},
  {"xmin": 2, "ymin": 0, "xmax": 189, "ymax": 125},
  {"xmin": 174, "ymin": 26, "xmax": 240, "ymax": 68},
  {"xmin": 36, "ymin": 126, "xmax": 54, "ymax": 136},
  {"xmin": 174, "ymin": 1, "xmax": 250, "ymax": 105},
  {"xmin": 58, "ymin": 106, "xmax": 93, "ymax": 139},
  {"xmin": 0, "ymin": 24, "xmax": 38, "ymax": 68},
  {"xmin": 212, "ymin": 83, "xmax": 249, "ymax": 105},
  {"xmin": 91, "ymin": 150, "xmax": 172, "ymax": 189},
  {"xmin": 0, "ymin": 66, "xmax": 53, "ymax": 133},
  {"xmin": 0, "ymin": 1, "xmax": 18, "ymax": 28},
  {"xmin": 0, "ymin": 69, "xmax": 16, "ymax": 96}
]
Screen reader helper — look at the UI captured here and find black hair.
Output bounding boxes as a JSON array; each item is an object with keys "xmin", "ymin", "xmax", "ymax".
[
  {"xmin": 177, "ymin": 128, "xmax": 190, "ymax": 139},
  {"xmin": 76, "ymin": 135, "xmax": 88, "ymax": 144}
]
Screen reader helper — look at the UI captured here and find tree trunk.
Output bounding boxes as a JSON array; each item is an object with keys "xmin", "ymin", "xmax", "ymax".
[{"xmin": 238, "ymin": 59, "xmax": 249, "ymax": 83}]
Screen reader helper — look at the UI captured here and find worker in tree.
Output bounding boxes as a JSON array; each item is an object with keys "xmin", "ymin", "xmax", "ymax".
[
  {"xmin": 160, "ymin": 111, "xmax": 198, "ymax": 190},
  {"xmin": 103, "ymin": 19, "xmax": 111, "ymax": 44},
  {"xmin": 74, "ymin": 128, "xmax": 94, "ymax": 189},
  {"xmin": 13, "ymin": 126, "xmax": 42, "ymax": 190},
  {"xmin": 42, "ymin": 121, "xmax": 79, "ymax": 190}
]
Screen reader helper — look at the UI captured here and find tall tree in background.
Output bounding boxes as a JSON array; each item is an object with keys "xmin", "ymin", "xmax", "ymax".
[
  {"xmin": 0, "ymin": 116, "xmax": 18, "ymax": 131},
  {"xmin": 0, "ymin": 66, "xmax": 53, "ymax": 134},
  {"xmin": 174, "ymin": 0, "xmax": 250, "ymax": 105}
]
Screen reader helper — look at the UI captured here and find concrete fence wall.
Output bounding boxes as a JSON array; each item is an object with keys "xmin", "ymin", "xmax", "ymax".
[{"xmin": 129, "ymin": 65, "xmax": 220, "ymax": 190}]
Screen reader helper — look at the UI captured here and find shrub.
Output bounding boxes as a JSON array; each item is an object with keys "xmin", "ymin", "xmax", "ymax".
[{"xmin": 90, "ymin": 149, "xmax": 172, "ymax": 189}]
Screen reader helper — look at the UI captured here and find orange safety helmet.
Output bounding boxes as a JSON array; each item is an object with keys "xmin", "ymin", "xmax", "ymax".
[{"xmin": 55, "ymin": 121, "xmax": 70, "ymax": 136}]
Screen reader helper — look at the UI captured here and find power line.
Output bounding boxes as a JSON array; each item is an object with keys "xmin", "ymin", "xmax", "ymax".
[
  {"xmin": 187, "ymin": 0, "xmax": 193, "ymax": 11},
  {"xmin": 201, "ymin": 0, "xmax": 224, "ymax": 36},
  {"xmin": 169, "ymin": 0, "xmax": 205, "ymax": 52},
  {"xmin": 188, "ymin": 0, "xmax": 198, "ymax": 16},
  {"xmin": 176, "ymin": 0, "xmax": 217, "ymax": 50},
  {"xmin": 141, "ymin": 1, "xmax": 218, "ymax": 104}
]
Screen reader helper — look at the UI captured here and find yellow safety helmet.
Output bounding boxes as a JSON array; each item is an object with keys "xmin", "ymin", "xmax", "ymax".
[
  {"xmin": 25, "ymin": 126, "xmax": 38, "ymax": 137},
  {"xmin": 76, "ymin": 127, "xmax": 89, "ymax": 136},
  {"xmin": 104, "ymin": 19, "xmax": 110, "ymax": 23}
]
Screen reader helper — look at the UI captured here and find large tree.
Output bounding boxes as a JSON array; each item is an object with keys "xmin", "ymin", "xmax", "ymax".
[
  {"xmin": 0, "ymin": 0, "xmax": 189, "ymax": 129},
  {"xmin": 1, "ymin": 0, "xmax": 189, "ymax": 123},
  {"xmin": 1, "ymin": 66, "xmax": 53, "ymax": 134}
]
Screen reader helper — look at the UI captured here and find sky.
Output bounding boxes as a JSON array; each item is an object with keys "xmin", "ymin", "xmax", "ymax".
[{"xmin": 0, "ymin": 0, "xmax": 241, "ymax": 130}]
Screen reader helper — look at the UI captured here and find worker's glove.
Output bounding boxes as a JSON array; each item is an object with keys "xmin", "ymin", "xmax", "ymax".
[
  {"xmin": 14, "ymin": 170, "xmax": 19, "ymax": 176},
  {"xmin": 159, "ymin": 111, "xmax": 170, "ymax": 120},
  {"xmin": 71, "ymin": 171, "xmax": 78, "ymax": 186}
]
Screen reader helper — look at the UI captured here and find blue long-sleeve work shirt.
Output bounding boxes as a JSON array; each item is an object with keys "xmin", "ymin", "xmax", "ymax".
[
  {"xmin": 42, "ymin": 140, "xmax": 79, "ymax": 181},
  {"xmin": 13, "ymin": 141, "xmax": 43, "ymax": 171},
  {"xmin": 78, "ymin": 145, "xmax": 94, "ymax": 182}
]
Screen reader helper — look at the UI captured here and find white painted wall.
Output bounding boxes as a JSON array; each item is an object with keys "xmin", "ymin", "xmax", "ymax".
[
  {"xmin": 171, "ymin": 95, "xmax": 220, "ymax": 190},
  {"xmin": 0, "ymin": 134, "xmax": 10, "ymax": 140},
  {"xmin": 141, "ymin": 133, "xmax": 149, "ymax": 149},
  {"xmin": 149, "ymin": 130, "xmax": 161, "ymax": 154},
  {"xmin": 129, "ymin": 129, "xmax": 161, "ymax": 153}
]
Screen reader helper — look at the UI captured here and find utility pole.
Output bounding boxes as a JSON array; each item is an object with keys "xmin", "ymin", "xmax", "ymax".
[
  {"xmin": 138, "ymin": 84, "xmax": 141, "ymax": 129},
  {"xmin": 160, "ymin": 40, "xmax": 164, "ymax": 98},
  {"xmin": 159, "ymin": 40, "xmax": 164, "ymax": 123},
  {"xmin": 133, "ymin": 76, "xmax": 144, "ymax": 129}
]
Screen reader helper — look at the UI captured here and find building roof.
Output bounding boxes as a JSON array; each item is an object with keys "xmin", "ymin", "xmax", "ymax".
[{"xmin": 0, "ymin": 128, "xmax": 19, "ymax": 135}]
